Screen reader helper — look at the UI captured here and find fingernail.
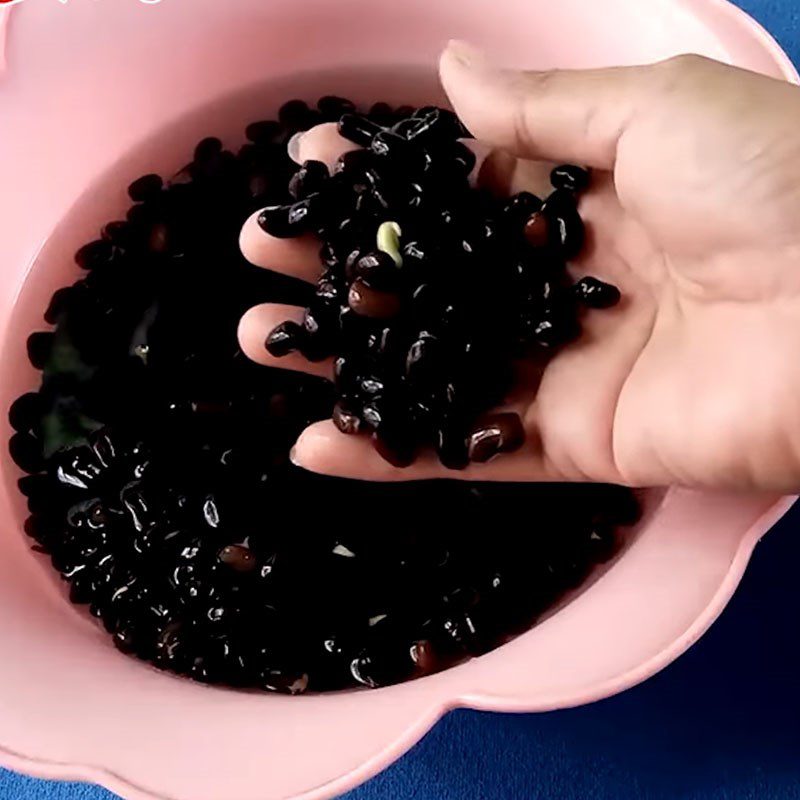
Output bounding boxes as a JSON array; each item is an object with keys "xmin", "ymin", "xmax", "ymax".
[
  {"xmin": 287, "ymin": 131, "xmax": 305, "ymax": 164},
  {"xmin": 289, "ymin": 445, "xmax": 301, "ymax": 466},
  {"xmin": 446, "ymin": 39, "xmax": 486, "ymax": 69},
  {"xmin": 464, "ymin": 140, "xmax": 492, "ymax": 187}
]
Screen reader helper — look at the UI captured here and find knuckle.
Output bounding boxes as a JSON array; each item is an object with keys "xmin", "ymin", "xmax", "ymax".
[{"xmin": 655, "ymin": 53, "xmax": 708, "ymax": 83}]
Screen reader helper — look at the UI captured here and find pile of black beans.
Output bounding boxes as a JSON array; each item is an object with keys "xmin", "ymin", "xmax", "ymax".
[
  {"xmin": 8, "ymin": 97, "xmax": 638, "ymax": 693},
  {"xmin": 261, "ymin": 104, "xmax": 620, "ymax": 467}
]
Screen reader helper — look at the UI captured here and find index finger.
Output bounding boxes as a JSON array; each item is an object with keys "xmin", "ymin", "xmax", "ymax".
[{"xmin": 239, "ymin": 123, "xmax": 359, "ymax": 282}]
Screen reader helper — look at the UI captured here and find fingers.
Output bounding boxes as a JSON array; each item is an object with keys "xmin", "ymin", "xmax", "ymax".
[
  {"xmin": 291, "ymin": 420, "xmax": 567, "ymax": 483},
  {"xmin": 439, "ymin": 40, "xmax": 658, "ymax": 169},
  {"xmin": 289, "ymin": 121, "xmax": 360, "ymax": 170},
  {"xmin": 237, "ymin": 303, "xmax": 333, "ymax": 380},
  {"xmin": 239, "ymin": 123, "xmax": 358, "ymax": 280},
  {"xmin": 239, "ymin": 211, "xmax": 323, "ymax": 281}
]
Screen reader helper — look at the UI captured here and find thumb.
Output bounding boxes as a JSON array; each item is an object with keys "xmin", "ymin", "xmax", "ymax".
[{"xmin": 439, "ymin": 40, "xmax": 658, "ymax": 169}]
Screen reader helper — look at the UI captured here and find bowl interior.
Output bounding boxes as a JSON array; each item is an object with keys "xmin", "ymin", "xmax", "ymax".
[{"xmin": 0, "ymin": 2, "xmax": 794, "ymax": 800}]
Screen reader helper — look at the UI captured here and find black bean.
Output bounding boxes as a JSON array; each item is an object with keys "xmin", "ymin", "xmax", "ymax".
[
  {"xmin": 26, "ymin": 331, "xmax": 54, "ymax": 369},
  {"xmin": 218, "ymin": 544, "xmax": 257, "ymax": 573},
  {"xmin": 319, "ymin": 241, "xmax": 340, "ymax": 270},
  {"xmin": 398, "ymin": 108, "xmax": 457, "ymax": 143},
  {"xmin": 257, "ymin": 205, "xmax": 296, "ymax": 238},
  {"xmin": 352, "ymin": 250, "xmax": 399, "ymax": 289},
  {"xmin": 74, "ymin": 239, "xmax": 114, "ymax": 270},
  {"xmin": 332, "ymin": 400, "xmax": 363, "ymax": 435},
  {"xmin": 9, "ymin": 392, "xmax": 44, "ymax": 433},
  {"xmin": 245, "ymin": 120, "xmax": 282, "ymax": 144},
  {"xmin": 279, "ymin": 99, "xmax": 312, "ymax": 130},
  {"xmin": 532, "ymin": 316, "xmax": 580, "ymax": 349},
  {"xmin": 405, "ymin": 334, "xmax": 442, "ymax": 385},
  {"xmin": 317, "ymin": 95, "xmax": 357, "ymax": 120},
  {"xmin": 523, "ymin": 211, "xmax": 550, "ymax": 249},
  {"xmin": 315, "ymin": 276, "xmax": 343, "ymax": 303},
  {"xmin": 194, "ymin": 137, "xmax": 223, "ymax": 162},
  {"xmin": 446, "ymin": 141, "xmax": 477, "ymax": 176},
  {"xmin": 44, "ymin": 286, "xmax": 75, "ymax": 324},
  {"xmin": 9, "ymin": 433, "xmax": 43, "ymax": 473},
  {"xmin": 467, "ymin": 413, "xmax": 525, "ymax": 463},
  {"xmin": 503, "ymin": 192, "xmax": 543, "ymax": 223},
  {"xmin": 333, "ymin": 148, "xmax": 375, "ymax": 178},
  {"xmin": 288, "ymin": 160, "xmax": 330, "ymax": 200},
  {"xmin": 436, "ymin": 418, "xmax": 470, "ymax": 471},
  {"xmin": 370, "ymin": 131, "xmax": 429, "ymax": 175},
  {"xmin": 368, "ymin": 102, "xmax": 394, "ymax": 125},
  {"xmin": 410, "ymin": 106, "xmax": 467, "ymax": 140},
  {"xmin": 127, "ymin": 173, "xmax": 163, "ymax": 203},
  {"xmin": 551, "ymin": 165, "xmax": 590, "ymax": 193},
  {"xmin": 337, "ymin": 113, "xmax": 382, "ymax": 147},
  {"xmin": 348, "ymin": 279, "xmax": 402, "ymax": 319},
  {"xmin": 574, "ymin": 277, "xmax": 621, "ymax": 309},
  {"xmin": 349, "ymin": 646, "xmax": 412, "ymax": 688},
  {"xmin": 390, "ymin": 118, "xmax": 420, "ymax": 138},
  {"xmin": 543, "ymin": 195, "xmax": 585, "ymax": 260},
  {"xmin": 265, "ymin": 320, "xmax": 305, "ymax": 357},
  {"xmin": 101, "ymin": 221, "xmax": 138, "ymax": 250},
  {"xmin": 286, "ymin": 196, "xmax": 320, "ymax": 231},
  {"xmin": 364, "ymin": 399, "xmax": 417, "ymax": 467}
]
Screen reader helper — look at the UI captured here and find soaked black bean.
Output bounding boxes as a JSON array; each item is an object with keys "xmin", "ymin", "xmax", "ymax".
[
  {"xmin": 405, "ymin": 334, "xmax": 442, "ymax": 385},
  {"xmin": 101, "ymin": 221, "xmax": 138, "ymax": 250},
  {"xmin": 75, "ymin": 239, "xmax": 114, "ymax": 270},
  {"xmin": 257, "ymin": 205, "xmax": 297, "ymax": 238},
  {"xmin": 218, "ymin": 544, "xmax": 257, "ymax": 573},
  {"xmin": 503, "ymin": 192, "xmax": 543, "ymax": 223},
  {"xmin": 372, "ymin": 426, "xmax": 417, "ymax": 468},
  {"xmin": 44, "ymin": 286, "xmax": 75, "ymax": 324},
  {"xmin": 278, "ymin": 99, "xmax": 311, "ymax": 130},
  {"xmin": 194, "ymin": 137, "xmax": 223, "ymax": 162},
  {"xmin": 26, "ymin": 332, "xmax": 54, "ymax": 369},
  {"xmin": 524, "ymin": 211, "xmax": 550, "ymax": 249},
  {"xmin": 286, "ymin": 197, "xmax": 319, "ymax": 231},
  {"xmin": 401, "ymin": 107, "xmax": 464, "ymax": 143},
  {"xmin": 574, "ymin": 277, "xmax": 621, "ymax": 309},
  {"xmin": 337, "ymin": 113, "xmax": 382, "ymax": 148},
  {"xmin": 333, "ymin": 149, "xmax": 375, "ymax": 180},
  {"xmin": 436, "ymin": 418, "xmax": 470, "ymax": 471},
  {"xmin": 127, "ymin": 173, "xmax": 163, "ymax": 203},
  {"xmin": 370, "ymin": 131, "xmax": 429, "ymax": 174},
  {"xmin": 348, "ymin": 279, "xmax": 402, "ymax": 319},
  {"xmin": 532, "ymin": 315, "xmax": 581, "ymax": 349},
  {"xmin": 333, "ymin": 400, "xmax": 363, "ymax": 435},
  {"xmin": 265, "ymin": 320, "xmax": 305, "ymax": 357},
  {"xmin": 466, "ymin": 413, "xmax": 525, "ymax": 463},
  {"xmin": 352, "ymin": 250, "xmax": 398, "ymax": 289},
  {"xmin": 245, "ymin": 119, "xmax": 282, "ymax": 144},
  {"xmin": 288, "ymin": 160, "xmax": 330, "ymax": 200},
  {"xmin": 543, "ymin": 195, "xmax": 585, "ymax": 260},
  {"xmin": 9, "ymin": 433, "xmax": 43, "ymax": 473},
  {"xmin": 551, "ymin": 164, "xmax": 590, "ymax": 193},
  {"xmin": 317, "ymin": 95, "xmax": 356, "ymax": 120},
  {"xmin": 9, "ymin": 392, "xmax": 44, "ymax": 433}
]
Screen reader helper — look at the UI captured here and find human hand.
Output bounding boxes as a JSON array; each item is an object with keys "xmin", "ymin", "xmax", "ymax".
[{"xmin": 239, "ymin": 45, "xmax": 800, "ymax": 491}]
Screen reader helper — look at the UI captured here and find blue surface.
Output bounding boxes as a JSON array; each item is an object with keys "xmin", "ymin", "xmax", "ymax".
[{"xmin": 3, "ymin": 2, "xmax": 800, "ymax": 799}]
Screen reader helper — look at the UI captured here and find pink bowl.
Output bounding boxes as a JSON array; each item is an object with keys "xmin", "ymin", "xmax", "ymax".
[{"xmin": 0, "ymin": 1, "xmax": 796, "ymax": 798}]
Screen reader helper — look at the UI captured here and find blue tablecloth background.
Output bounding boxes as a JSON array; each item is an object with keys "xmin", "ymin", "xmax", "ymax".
[{"xmin": 2, "ymin": 2, "xmax": 799, "ymax": 798}]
